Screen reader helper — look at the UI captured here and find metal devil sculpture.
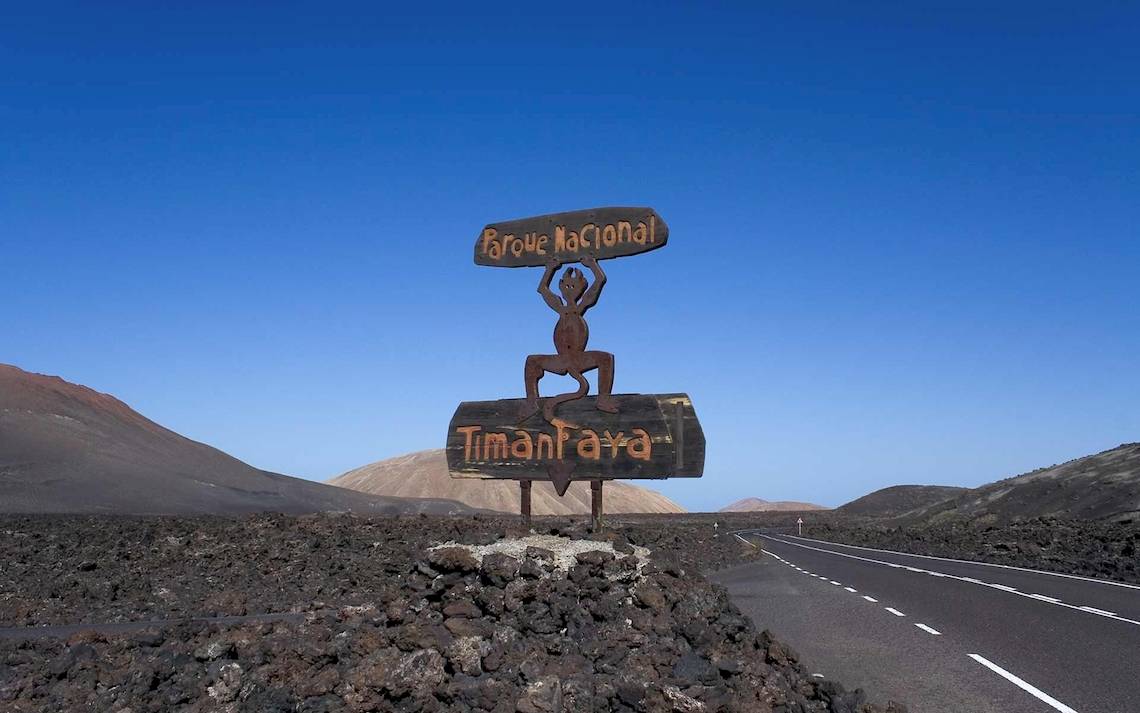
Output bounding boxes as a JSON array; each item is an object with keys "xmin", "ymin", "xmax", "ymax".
[{"xmin": 446, "ymin": 206, "xmax": 705, "ymax": 526}]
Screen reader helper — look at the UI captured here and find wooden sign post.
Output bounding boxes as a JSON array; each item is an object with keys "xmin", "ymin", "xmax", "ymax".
[{"xmin": 447, "ymin": 206, "xmax": 704, "ymax": 528}]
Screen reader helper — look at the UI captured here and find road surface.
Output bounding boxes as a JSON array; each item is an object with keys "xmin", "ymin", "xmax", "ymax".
[{"xmin": 711, "ymin": 532, "xmax": 1140, "ymax": 713}]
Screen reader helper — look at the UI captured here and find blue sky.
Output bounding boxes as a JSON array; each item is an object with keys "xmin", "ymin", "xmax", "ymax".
[{"xmin": 2, "ymin": 3, "xmax": 1137, "ymax": 510}]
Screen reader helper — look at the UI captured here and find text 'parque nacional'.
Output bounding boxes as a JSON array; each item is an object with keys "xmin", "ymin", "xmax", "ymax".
[{"xmin": 473, "ymin": 206, "xmax": 669, "ymax": 268}]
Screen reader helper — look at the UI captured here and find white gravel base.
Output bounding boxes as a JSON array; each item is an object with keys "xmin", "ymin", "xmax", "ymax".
[{"xmin": 429, "ymin": 534, "xmax": 650, "ymax": 576}]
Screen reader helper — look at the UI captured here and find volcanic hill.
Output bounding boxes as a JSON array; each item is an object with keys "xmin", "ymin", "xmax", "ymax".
[
  {"xmin": 837, "ymin": 485, "xmax": 968, "ymax": 519},
  {"xmin": 0, "ymin": 364, "xmax": 470, "ymax": 515},
  {"xmin": 719, "ymin": 497, "xmax": 828, "ymax": 512},
  {"xmin": 916, "ymin": 443, "xmax": 1140, "ymax": 523},
  {"xmin": 328, "ymin": 449, "xmax": 686, "ymax": 515}
]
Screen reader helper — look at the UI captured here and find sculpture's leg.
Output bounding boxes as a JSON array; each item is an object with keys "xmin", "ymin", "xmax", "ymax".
[
  {"xmin": 585, "ymin": 351, "xmax": 618, "ymax": 413},
  {"xmin": 542, "ymin": 369, "xmax": 590, "ymax": 424},
  {"xmin": 520, "ymin": 354, "xmax": 565, "ymax": 421}
]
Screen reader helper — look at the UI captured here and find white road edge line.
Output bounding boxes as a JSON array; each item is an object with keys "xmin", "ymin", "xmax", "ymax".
[
  {"xmin": 844, "ymin": 587, "xmax": 857, "ymax": 593},
  {"xmin": 863, "ymin": 595, "xmax": 878, "ymax": 602},
  {"xmin": 758, "ymin": 535, "xmax": 1140, "ymax": 628},
  {"xmin": 774, "ymin": 533, "xmax": 1140, "ymax": 591},
  {"xmin": 1029, "ymin": 594, "xmax": 1061, "ymax": 603},
  {"xmin": 735, "ymin": 534, "xmax": 759, "ymax": 548},
  {"xmin": 830, "ymin": 580, "xmax": 842, "ymax": 586},
  {"xmin": 914, "ymin": 623, "xmax": 942, "ymax": 635},
  {"xmin": 885, "ymin": 607, "xmax": 906, "ymax": 617},
  {"xmin": 968, "ymin": 654, "xmax": 1079, "ymax": 713}
]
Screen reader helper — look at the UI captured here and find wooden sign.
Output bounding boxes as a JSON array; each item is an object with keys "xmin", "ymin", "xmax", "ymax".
[
  {"xmin": 450, "ymin": 203, "xmax": 701, "ymax": 526},
  {"xmin": 474, "ymin": 206, "xmax": 668, "ymax": 267},
  {"xmin": 447, "ymin": 393, "xmax": 704, "ymax": 495}
]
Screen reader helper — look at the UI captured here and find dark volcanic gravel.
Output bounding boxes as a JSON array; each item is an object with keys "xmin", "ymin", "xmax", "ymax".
[{"xmin": 0, "ymin": 514, "xmax": 903, "ymax": 712}]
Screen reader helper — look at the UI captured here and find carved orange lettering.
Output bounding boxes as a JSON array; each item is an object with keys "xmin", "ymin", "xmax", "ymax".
[
  {"xmin": 524, "ymin": 232, "xmax": 538, "ymax": 252},
  {"xmin": 649, "ymin": 216, "xmax": 656, "ymax": 243},
  {"xmin": 617, "ymin": 221, "xmax": 632, "ymax": 243},
  {"xmin": 484, "ymin": 432, "xmax": 509, "ymax": 460},
  {"xmin": 457, "ymin": 425, "xmax": 481, "ymax": 461},
  {"xmin": 577, "ymin": 429, "xmax": 601, "ymax": 460},
  {"xmin": 579, "ymin": 223, "xmax": 596, "ymax": 250},
  {"xmin": 536, "ymin": 236, "xmax": 548, "ymax": 255},
  {"xmin": 511, "ymin": 430, "xmax": 534, "ymax": 459},
  {"xmin": 602, "ymin": 224, "xmax": 617, "ymax": 247},
  {"xmin": 509, "ymin": 238, "xmax": 524, "ymax": 257},
  {"xmin": 603, "ymin": 430, "xmax": 624, "ymax": 458},
  {"xmin": 554, "ymin": 226, "xmax": 566, "ymax": 252},
  {"xmin": 537, "ymin": 433, "xmax": 554, "ymax": 460},
  {"xmin": 627, "ymin": 428, "xmax": 652, "ymax": 461},
  {"xmin": 555, "ymin": 422, "xmax": 570, "ymax": 460},
  {"xmin": 633, "ymin": 222, "xmax": 647, "ymax": 245},
  {"xmin": 481, "ymin": 228, "xmax": 498, "ymax": 257}
]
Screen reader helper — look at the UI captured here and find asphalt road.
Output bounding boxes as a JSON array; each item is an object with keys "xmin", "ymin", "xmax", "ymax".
[{"xmin": 711, "ymin": 532, "xmax": 1140, "ymax": 713}]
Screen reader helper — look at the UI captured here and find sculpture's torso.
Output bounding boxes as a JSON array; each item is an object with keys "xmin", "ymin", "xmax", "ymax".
[{"xmin": 553, "ymin": 312, "xmax": 588, "ymax": 355}]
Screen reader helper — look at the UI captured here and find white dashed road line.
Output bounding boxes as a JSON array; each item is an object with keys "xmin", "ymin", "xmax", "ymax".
[
  {"xmin": 757, "ymin": 533, "xmax": 1089, "ymax": 713},
  {"xmin": 968, "ymin": 654, "xmax": 1080, "ymax": 713},
  {"xmin": 1078, "ymin": 606, "xmax": 1116, "ymax": 616},
  {"xmin": 986, "ymin": 583, "xmax": 1018, "ymax": 593},
  {"xmin": 756, "ymin": 534, "xmax": 1140, "ymax": 628},
  {"xmin": 772, "ymin": 548, "xmax": 922, "ymax": 627},
  {"xmin": 773, "ymin": 546, "xmax": 949, "ymax": 647},
  {"xmin": 778, "ymin": 533, "xmax": 1140, "ymax": 591}
]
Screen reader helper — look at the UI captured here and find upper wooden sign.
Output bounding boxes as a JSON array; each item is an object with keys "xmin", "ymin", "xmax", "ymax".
[{"xmin": 474, "ymin": 206, "xmax": 668, "ymax": 267}]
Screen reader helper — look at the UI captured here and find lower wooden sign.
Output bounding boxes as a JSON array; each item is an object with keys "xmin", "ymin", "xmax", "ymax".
[{"xmin": 446, "ymin": 393, "xmax": 704, "ymax": 495}]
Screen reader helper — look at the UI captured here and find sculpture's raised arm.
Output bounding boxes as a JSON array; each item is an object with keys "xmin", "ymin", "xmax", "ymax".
[
  {"xmin": 579, "ymin": 254, "xmax": 605, "ymax": 311},
  {"xmin": 537, "ymin": 258, "xmax": 563, "ymax": 311}
]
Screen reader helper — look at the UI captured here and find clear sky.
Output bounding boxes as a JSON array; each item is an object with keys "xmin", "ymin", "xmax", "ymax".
[{"xmin": 2, "ymin": 3, "xmax": 1137, "ymax": 511}]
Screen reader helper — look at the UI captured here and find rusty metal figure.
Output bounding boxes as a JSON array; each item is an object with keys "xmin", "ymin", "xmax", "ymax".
[{"xmin": 519, "ymin": 254, "xmax": 617, "ymax": 424}]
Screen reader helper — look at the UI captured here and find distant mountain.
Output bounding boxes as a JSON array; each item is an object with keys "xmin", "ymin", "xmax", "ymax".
[
  {"xmin": 329, "ymin": 449, "xmax": 686, "ymax": 515},
  {"xmin": 837, "ymin": 485, "xmax": 967, "ymax": 518},
  {"xmin": 0, "ymin": 364, "xmax": 471, "ymax": 515},
  {"xmin": 719, "ymin": 497, "xmax": 828, "ymax": 513},
  {"xmin": 917, "ymin": 443, "xmax": 1140, "ymax": 523}
]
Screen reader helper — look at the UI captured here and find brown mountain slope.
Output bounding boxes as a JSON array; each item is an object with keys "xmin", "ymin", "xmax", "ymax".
[
  {"xmin": 0, "ymin": 364, "xmax": 470, "ymax": 515},
  {"xmin": 916, "ymin": 443, "xmax": 1140, "ymax": 523},
  {"xmin": 719, "ymin": 497, "xmax": 828, "ymax": 512},
  {"xmin": 329, "ymin": 449, "xmax": 686, "ymax": 515},
  {"xmin": 837, "ymin": 485, "xmax": 967, "ymax": 518}
]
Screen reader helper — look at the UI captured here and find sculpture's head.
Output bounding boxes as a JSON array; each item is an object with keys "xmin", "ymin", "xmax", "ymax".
[{"xmin": 558, "ymin": 267, "xmax": 587, "ymax": 302}]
